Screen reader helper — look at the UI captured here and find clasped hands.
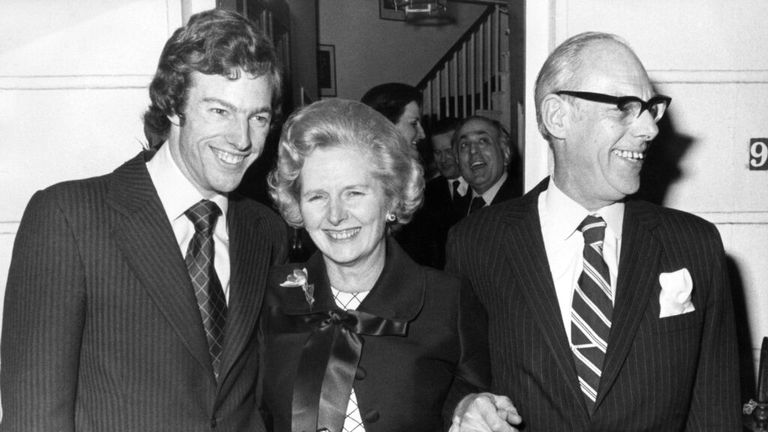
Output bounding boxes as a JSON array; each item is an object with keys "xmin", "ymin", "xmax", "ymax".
[{"xmin": 450, "ymin": 392, "xmax": 522, "ymax": 432}]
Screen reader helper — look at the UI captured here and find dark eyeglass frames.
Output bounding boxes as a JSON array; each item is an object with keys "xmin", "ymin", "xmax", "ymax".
[{"xmin": 555, "ymin": 90, "xmax": 672, "ymax": 123}]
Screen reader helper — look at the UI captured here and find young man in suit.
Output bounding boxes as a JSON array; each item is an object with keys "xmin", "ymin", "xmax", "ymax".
[
  {"xmin": 453, "ymin": 115, "xmax": 521, "ymax": 216},
  {"xmin": 447, "ymin": 32, "xmax": 740, "ymax": 431},
  {"xmin": 1, "ymin": 9, "xmax": 287, "ymax": 431}
]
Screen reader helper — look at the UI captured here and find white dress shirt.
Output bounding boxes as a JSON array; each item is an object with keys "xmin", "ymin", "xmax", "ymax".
[
  {"xmin": 146, "ymin": 143, "xmax": 231, "ymax": 303},
  {"xmin": 537, "ymin": 178, "xmax": 623, "ymax": 340}
]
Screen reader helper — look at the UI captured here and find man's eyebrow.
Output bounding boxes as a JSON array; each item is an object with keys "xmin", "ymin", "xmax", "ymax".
[
  {"xmin": 201, "ymin": 97, "xmax": 272, "ymax": 115},
  {"xmin": 202, "ymin": 97, "xmax": 237, "ymax": 111}
]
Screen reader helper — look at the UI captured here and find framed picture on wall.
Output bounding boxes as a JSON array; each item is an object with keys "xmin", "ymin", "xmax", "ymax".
[
  {"xmin": 317, "ymin": 44, "xmax": 336, "ymax": 97},
  {"xmin": 379, "ymin": 0, "xmax": 406, "ymax": 21}
]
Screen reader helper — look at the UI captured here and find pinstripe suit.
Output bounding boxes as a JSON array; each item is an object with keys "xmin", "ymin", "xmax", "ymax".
[
  {"xmin": 446, "ymin": 178, "xmax": 741, "ymax": 431},
  {"xmin": 0, "ymin": 152, "xmax": 287, "ymax": 431}
]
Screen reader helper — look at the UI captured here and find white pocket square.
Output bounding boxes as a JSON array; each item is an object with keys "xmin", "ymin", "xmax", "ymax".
[{"xmin": 658, "ymin": 268, "xmax": 695, "ymax": 318}]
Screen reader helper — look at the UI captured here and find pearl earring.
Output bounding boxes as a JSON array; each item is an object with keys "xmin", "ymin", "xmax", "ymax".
[{"xmin": 386, "ymin": 213, "xmax": 397, "ymax": 223}]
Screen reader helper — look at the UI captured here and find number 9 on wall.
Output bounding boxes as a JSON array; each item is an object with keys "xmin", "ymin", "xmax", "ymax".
[{"xmin": 750, "ymin": 139, "xmax": 768, "ymax": 170}]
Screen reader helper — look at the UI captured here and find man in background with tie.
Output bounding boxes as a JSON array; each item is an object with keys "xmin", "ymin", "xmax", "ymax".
[
  {"xmin": 447, "ymin": 32, "xmax": 740, "ymax": 431},
  {"xmin": 453, "ymin": 115, "xmax": 521, "ymax": 216},
  {"xmin": 1, "ymin": 9, "xmax": 286, "ymax": 431},
  {"xmin": 412, "ymin": 117, "xmax": 469, "ymax": 268}
]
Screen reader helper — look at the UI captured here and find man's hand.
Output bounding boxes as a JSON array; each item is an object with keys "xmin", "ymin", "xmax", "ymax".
[{"xmin": 449, "ymin": 392, "xmax": 523, "ymax": 432}]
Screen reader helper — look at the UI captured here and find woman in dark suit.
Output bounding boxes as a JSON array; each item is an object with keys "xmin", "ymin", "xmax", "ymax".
[{"xmin": 261, "ymin": 98, "xmax": 489, "ymax": 432}]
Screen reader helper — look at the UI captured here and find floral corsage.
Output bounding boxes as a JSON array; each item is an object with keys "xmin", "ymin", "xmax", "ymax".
[{"xmin": 280, "ymin": 268, "xmax": 315, "ymax": 309}]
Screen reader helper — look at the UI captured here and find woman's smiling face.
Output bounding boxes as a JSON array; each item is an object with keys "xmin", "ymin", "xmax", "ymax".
[{"xmin": 299, "ymin": 145, "xmax": 390, "ymax": 270}]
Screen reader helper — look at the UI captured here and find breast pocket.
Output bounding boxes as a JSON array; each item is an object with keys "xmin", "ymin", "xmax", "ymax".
[{"xmin": 651, "ymin": 308, "xmax": 704, "ymax": 334}]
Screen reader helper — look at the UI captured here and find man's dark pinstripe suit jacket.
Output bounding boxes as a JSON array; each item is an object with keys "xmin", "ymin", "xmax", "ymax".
[
  {"xmin": 0, "ymin": 152, "xmax": 287, "ymax": 431},
  {"xmin": 446, "ymin": 178, "xmax": 741, "ymax": 431}
]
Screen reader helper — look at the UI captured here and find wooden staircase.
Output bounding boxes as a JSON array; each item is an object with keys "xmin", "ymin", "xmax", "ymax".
[{"xmin": 417, "ymin": 4, "xmax": 511, "ymax": 131}]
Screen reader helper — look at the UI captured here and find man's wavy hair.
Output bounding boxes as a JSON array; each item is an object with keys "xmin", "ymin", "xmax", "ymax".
[
  {"xmin": 143, "ymin": 9, "xmax": 282, "ymax": 148},
  {"xmin": 269, "ymin": 98, "xmax": 424, "ymax": 228}
]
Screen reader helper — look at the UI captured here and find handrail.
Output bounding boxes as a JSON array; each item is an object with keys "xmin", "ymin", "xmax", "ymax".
[{"xmin": 416, "ymin": 5, "xmax": 496, "ymax": 89}]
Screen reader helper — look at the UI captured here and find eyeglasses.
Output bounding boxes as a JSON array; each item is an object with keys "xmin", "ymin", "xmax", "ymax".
[{"xmin": 555, "ymin": 90, "xmax": 672, "ymax": 123}]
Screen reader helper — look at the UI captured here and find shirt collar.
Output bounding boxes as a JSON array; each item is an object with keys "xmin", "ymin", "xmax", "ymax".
[
  {"xmin": 542, "ymin": 177, "xmax": 624, "ymax": 242},
  {"xmin": 146, "ymin": 142, "xmax": 229, "ymax": 224},
  {"xmin": 447, "ymin": 176, "xmax": 469, "ymax": 197},
  {"xmin": 473, "ymin": 172, "xmax": 508, "ymax": 204}
]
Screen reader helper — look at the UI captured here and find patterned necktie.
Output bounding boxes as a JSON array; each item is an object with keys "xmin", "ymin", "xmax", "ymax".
[
  {"xmin": 332, "ymin": 290, "xmax": 366, "ymax": 432},
  {"xmin": 185, "ymin": 199, "xmax": 227, "ymax": 381},
  {"xmin": 468, "ymin": 195, "xmax": 486, "ymax": 214},
  {"xmin": 571, "ymin": 215, "xmax": 613, "ymax": 411}
]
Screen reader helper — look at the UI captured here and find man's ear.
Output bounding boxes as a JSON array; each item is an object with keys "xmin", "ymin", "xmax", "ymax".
[
  {"xmin": 502, "ymin": 141, "xmax": 512, "ymax": 166},
  {"xmin": 168, "ymin": 112, "xmax": 181, "ymax": 127},
  {"xmin": 540, "ymin": 94, "xmax": 569, "ymax": 140}
]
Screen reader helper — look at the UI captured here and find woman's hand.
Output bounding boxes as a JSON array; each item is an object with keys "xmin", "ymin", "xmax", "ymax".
[{"xmin": 449, "ymin": 392, "xmax": 522, "ymax": 432}]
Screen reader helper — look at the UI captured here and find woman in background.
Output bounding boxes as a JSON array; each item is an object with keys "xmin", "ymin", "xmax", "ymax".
[
  {"xmin": 261, "ymin": 98, "xmax": 489, "ymax": 432},
  {"xmin": 361, "ymin": 82, "xmax": 426, "ymax": 149}
]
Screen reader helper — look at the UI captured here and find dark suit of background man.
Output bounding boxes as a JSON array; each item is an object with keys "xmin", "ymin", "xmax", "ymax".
[
  {"xmin": 414, "ymin": 117, "xmax": 468, "ymax": 268},
  {"xmin": 453, "ymin": 116, "xmax": 522, "ymax": 216},
  {"xmin": 447, "ymin": 32, "xmax": 740, "ymax": 431},
  {"xmin": 1, "ymin": 9, "xmax": 287, "ymax": 431}
]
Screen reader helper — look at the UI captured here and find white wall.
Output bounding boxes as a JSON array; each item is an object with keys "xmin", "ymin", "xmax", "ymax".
[
  {"xmin": 0, "ymin": 0, "xmax": 195, "ymax": 344},
  {"xmin": 318, "ymin": 0, "xmax": 487, "ymax": 100},
  {"xmin": 525, "ymin": 0, "xmax": 768, "ymax": 397}
]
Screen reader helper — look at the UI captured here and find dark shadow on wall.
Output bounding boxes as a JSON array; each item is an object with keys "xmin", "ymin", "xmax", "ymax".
[{"xmin": 635, "ymin": 113, "xmax": 694, "ymax": 206}]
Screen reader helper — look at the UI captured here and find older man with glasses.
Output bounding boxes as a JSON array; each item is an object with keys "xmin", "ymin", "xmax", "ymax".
[{"xmin": 446, "ymin": 32, "xmax": 740, "ymax": 431}]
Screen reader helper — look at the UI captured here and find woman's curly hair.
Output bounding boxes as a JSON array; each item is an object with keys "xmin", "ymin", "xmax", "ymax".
[{"xmin": 269, "ymin": 98, "xmax": 424, "ymax": 228}]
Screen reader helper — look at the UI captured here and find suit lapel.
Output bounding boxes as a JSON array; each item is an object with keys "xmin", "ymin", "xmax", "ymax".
[
  {"xmin": 358, "ymin": 238, "xmax": 425, "ymax": 321},
  {"xmin": 277, "ymin": 238, "xmax": 424, "ymax": 322},
  {"xmin": 218, "ymin": 197, "xmax": 273, "ymax": 379},
  {"xmin": 594, "ymin": 201, "xmax": 661, "ymax": 410},
  {"xmin": 108, "ymin": 153, "xmax": 212, "ymax": 376},
  {"xmin": 490, "ymin": 176, "xmax": 520, "ymax": 205},
  {"xmin": 504, "ymin": 179, "xmax": 587, "ymax": 412}
]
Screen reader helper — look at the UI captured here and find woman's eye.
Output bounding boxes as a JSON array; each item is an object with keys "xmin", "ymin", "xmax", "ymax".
[{"xmin": 211, "ymin": 108, "xmax": 227, "ymax": 116}]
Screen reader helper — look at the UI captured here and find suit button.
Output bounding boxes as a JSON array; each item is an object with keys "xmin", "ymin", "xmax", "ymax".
[
  {"xmin": 362, "ymin": 409, "xmax": 379, "ymax": 423},
  {"xmin": 355, "ymin": 366, "xmax": 367, "ymax": 380}
]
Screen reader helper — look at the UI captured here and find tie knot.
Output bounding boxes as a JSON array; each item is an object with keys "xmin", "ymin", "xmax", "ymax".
[
  {"xmin": 469, "ymin": 195, "xmax": 486, "ymax": 214},
  {"xmin": 185, "ymin": 199, "xmax": 221, "ymax": 234},
  {"xmin": 578, "ymin": 215, "xmax": 606, "ymax": 244}
]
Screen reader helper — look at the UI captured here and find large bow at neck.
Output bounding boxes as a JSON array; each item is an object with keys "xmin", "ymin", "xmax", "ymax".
[{"xmin": 274, "ymin": 308, "xmax": 408, "ymax": 432}]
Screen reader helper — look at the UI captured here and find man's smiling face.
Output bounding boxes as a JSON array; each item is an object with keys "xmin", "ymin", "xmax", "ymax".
[
  {"xmin": 455, "ymin": 117, "xmax": 510, "ymax": 194},
  {"xmin": 168, "ymin": 70, "xmax": 273, "ymax": 198},
  {"xmin": 553, "ymin": 40, "xmax": 660, "ymax": 210}
]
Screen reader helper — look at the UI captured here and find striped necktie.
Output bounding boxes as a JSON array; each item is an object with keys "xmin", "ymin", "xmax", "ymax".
[
  {"xmin": 185, "ymin": 199, "xmax": 227, "ymax": 381},
  {"xmin": 332, "ymin": 290, "xmax": 366, "ymax": 432},
  {"xmin": 571, "ymin": 215, "xmax": 613, "ymax": 411}
]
